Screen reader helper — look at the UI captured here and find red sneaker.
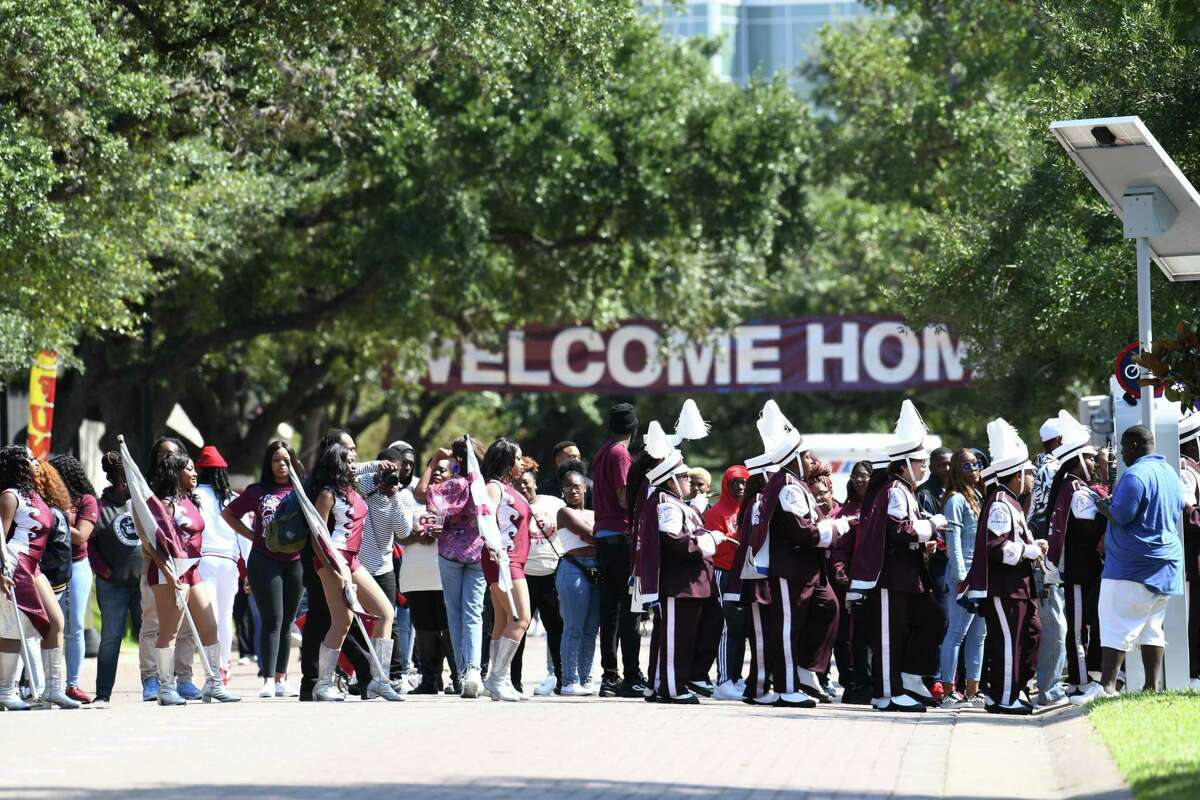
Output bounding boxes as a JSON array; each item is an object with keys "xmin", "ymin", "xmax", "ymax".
[
  {"xmin": 65, "ymin": 686, "xmax": 93, "ymax": 704},
  {"xmin": 930, "ymin": 681, "xmax": 945, "ymax": 703}
]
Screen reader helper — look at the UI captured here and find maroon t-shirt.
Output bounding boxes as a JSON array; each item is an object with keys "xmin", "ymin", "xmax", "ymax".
[
  {"xmin": 71, "ymin": 493, "xmax": 100, "ymax": 561},
  {"xmin": 592, "ymin": 438, "xmax": 632, "ymax": 535},
  {"xmin": 224, "ymin": 483, "xmax": 299, "ymax": 562}
]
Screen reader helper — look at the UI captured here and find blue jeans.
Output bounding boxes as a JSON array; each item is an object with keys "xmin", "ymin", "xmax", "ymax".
[
  {"xmin": 57, "ymin": 558, "xmax": 94, "ymax": 687},
  {"xmin": 438, "ymin": 557, "xmax": 486, "ymax": 675},
  {"xmin": 556, "ymin": 557, "xmax": 602, "ymax": 686},
  {"xmin": 1037, "ymin": 584, "xmax": 1067, "ymax": 696},
  {"xmin": 395, "ymin": 605, "xmax": 413, "ymax": 671},
  {"xmin": 939, "ymin": 581, "xmax": 986, "ymax": 685},
  {"xmin": 94, "ymin": 577, "xmax": 142, "ymax": 700}
]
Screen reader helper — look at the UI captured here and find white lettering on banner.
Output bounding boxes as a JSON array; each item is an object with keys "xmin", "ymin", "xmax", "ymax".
[
  {"xmin": 608, "ymin": 325, "xmax": 662, "ymax": 388},
  {"xmin": 462, "ymin": 342, "xmax": 506, "ymax": 385},
  {"xmin": 806, "ymin": 322, "xmax": 860, "ymax": 383},
  {"xmin": 862, "ymin": 323, "xmax": 920, "ymax": 383},
  {"xmin": 550, "ymin": 327, "xmax": 606, "ymax": 388},
  {"xmin": 667, "ymin": 332, "xmax": 732, "ymax": 386},
  {"xmin": 923, "ymin": 327, "xmax": 967, "ymax": 382},
  {"xmin": 426, "ymin": 340, "xmax": 454, "ymax": 385},
  {"xmin": 508, "ymin": 331, "xmax": 550, "ymax": 386},
  {"xmin": 734, "ymin": 325, "xmax": 782, "ymax": 384}
]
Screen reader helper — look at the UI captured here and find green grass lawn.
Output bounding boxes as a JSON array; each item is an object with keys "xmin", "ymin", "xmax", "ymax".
[{"xmin": 1089, "ymin": 691, "xmax": 1200, "ymax": 800}]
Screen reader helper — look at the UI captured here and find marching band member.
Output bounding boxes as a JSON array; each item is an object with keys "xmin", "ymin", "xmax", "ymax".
[
  {"xmin": 849, "ymin": 401, "xmax": 949, "ymax": 712},
  {"xmin": 1042, "ymin": 411, "xmax": 1105, "ymax": 700},
  {"xmin": 635, "ymin": 421, "xmax": 724, "ymax": 704},
  {"xmin": 1178, "ymin": 411, "xmax": 1200, "ymax": 689},
  {"xmin": 0, "ymin": 446, "xmax": 78, "ymax": 709},
  {"xmin": 748, "ymin": 401, "xmax": 847, "ymax": 706},
  {"xmin": 961, "ymin": 419, "xmax": 1045, "ymax": 715}
]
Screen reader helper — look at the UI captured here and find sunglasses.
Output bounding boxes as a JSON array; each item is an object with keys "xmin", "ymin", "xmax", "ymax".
[{"xmin": 960, "ymin": 462, "xmax": 980, "ymax": 471}]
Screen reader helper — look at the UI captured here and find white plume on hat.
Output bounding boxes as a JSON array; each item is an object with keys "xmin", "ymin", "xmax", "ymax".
[
  {"xmin": 644, "ymin": 421, "xmax": 674, "ymax": 461},
  {"xmin": 669, "ymin": 399, "xmax": 710, "ymax": 446},
  {"xmin": 1051, "ymin": 410, "xmax": 1095, "ymax": 464},
  {"xmin": 987, "ymin": 417, "xmax": 1030, "ymax": 479},
  {"xmin": 757, "ymin": 399, "xmax": 804, "ymax": 467},
  {"xmin": 1180, "ymin": 410, "xmax": 1200, "ymax": 445},
  {"xmin": 644, "ymin": 420, "xmax": 687, "ymax": 486},
  {"xmin": 887, "ymin": 399, "xmax": 930, "ymax": 462}
]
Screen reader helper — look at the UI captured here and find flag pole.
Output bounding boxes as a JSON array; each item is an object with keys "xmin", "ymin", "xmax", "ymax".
[{"xmin": 6, "ymin": 583, "xmax": 38, "ymax": 694}]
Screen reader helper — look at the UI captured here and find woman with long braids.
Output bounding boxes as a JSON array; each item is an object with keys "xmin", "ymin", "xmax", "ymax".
[
  {"xmin": 222, "ymin": 440, "xmax": 306, "ymax": 699},
  {"xmin": 480, "ymin": 437, "xmax": 532, "ymax": 702},
  {"xmin": 145, "ymin": 455, "xmax": 240, "ymax": 705},
  {"xmin": 48, "ymin": 454, "xmax": 100, "ymax": 704},
  {"xmin": 308, "ymin": 443, "xmax": 403, "ymax": 702},
  {"xmin": 0, "ymin": 446, "xmax": 78, "ymax": 709}
]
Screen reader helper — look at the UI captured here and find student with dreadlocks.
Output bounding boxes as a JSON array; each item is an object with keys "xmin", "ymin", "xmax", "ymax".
[
  {"xmin": 48, "ymin": 454, "xmax": 100, "ymax": 704},
  {"xmin": 0, "ymin": 446, "xmax": 79, "ymax": 709},
  {"xmin": 194, "ymin": 445, "xmax": 250, "ymax": 684}
]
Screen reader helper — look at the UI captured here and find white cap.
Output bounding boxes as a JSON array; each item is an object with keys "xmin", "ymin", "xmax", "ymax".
[
  {"xmin": 887, "ymin": 400, "xmax": 930, "ymax": 462},
  {"xmin": 1039, "ymin": 417, "xmax": 1062, "ymax": 442},
  {"xmin": 757, "ymin": 400, "xmax": 805, "ymax": 467},
  {"xmin": 1051, "ymin": 410, "xmax": 1096, "ymax": 464},
  {"xmin": 988, "ymin": 418, "xmax": 1031, "ymax": 479},
  {"xmin": 1180, "ymin": 410, "xmax": 1200, "ymax": 446},
  {"xmin": 644, "ymin": 421, "xmax": 688, "ymax": 485},
  {"xmin": 669, "ymin": 399, "xmax": 710, "ymax": 446}
]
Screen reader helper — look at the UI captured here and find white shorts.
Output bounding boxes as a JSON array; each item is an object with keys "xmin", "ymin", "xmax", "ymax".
[{"xmin": 1098, "ymin": 578, "xmax": 1170, "ymax": 652}]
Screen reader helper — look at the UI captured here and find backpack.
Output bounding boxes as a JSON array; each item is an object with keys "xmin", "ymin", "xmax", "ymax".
[
  {"xmin": 39, "ymin": 507, "xmax": 74, "ymax": 588},
  {"xmin": 262, "ymin": 491, "xmax": 309, "ymax": 554}
]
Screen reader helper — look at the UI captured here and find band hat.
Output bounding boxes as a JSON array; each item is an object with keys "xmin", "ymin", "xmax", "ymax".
[
  {"xmin": 887, "ymin": 400, "xmax": 930, "ymax": 462},
  {"xmin": 987, "ymin": 417, "xmax": 1031, "ymax": 479},
  {"xmin": 1039, "ymin": 418, "xmax": 1063, "ymax": 443},
  {"xmin": 980, "ymin": 463, "xmax": 997, "ymax": 487},
  {"xmin": 1180, "ymin": 410, "xmax": 1200, "ymax": 445},
  {"xmin": 669, "ymin": 399, "xmax": 710, "ymax": 447},
  {"xmin": 644, "ymin": 421, "xmax": 688, "ymax": 485},
  {"xmin": 757, "ymin": 400, "xmax": 805, "ymax": 467},
  {"xmin": 870, "ymin": 451, "xmax": 890, "ymax": 471},
  {"xmin": 195, "ymin": 445, "xmax": 228, "ymax": 469},
  {"xmin": 745, "ymin": 452, "xmax": 776, "ymax": 477},
  {"xmin": 1051, "ymin": 409, "xmax": 1096, "ymax": 464}
]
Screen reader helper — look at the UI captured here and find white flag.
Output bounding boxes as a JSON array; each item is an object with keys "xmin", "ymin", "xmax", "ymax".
[{"xmin": 117, "ymin": 435, "xmax": 184, "ymax": 607}]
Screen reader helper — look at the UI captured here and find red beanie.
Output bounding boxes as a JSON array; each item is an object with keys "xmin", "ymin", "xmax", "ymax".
[{"xmin": 196, "ymin": 445, "xmax": 228, "ymax": 469}]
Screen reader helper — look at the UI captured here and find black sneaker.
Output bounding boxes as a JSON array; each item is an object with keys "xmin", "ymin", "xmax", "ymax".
[
  {"xmin": 617, "ymin": 678, "xmax": 648, "ymax": 698},
  {"xmin": 686, "ymin": 680, "xmax": 715, "ymax": 698},
  {"xmin": 599, "ymin": 680, "xmax": 620, "ymax": 698}
]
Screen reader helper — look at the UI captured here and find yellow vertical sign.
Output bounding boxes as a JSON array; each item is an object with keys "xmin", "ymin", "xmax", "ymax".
[{"xmin": 27, "ymin": 351, "xmax": 58, "ymax": 459}]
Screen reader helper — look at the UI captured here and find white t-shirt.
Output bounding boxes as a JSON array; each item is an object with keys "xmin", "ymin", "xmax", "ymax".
[
  {"xmin": 397, "ymin": 502, "xmax": 443, "ymax": 593},
  {"xmin": 525, "ymin": 495, "xmax": 566, "ymax": 577},
  {"xmin": 556, "ymin": 507, "xmax": 593, "ymax": 553},
  {"xmin": 195, "ymin": 484, "xmax": 251, "ymax": 562}
]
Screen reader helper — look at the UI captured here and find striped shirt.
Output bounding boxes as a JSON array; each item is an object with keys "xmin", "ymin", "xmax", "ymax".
[{"xmin": 355, "ymin": 463, "xmax": 414, "ymax": 576}]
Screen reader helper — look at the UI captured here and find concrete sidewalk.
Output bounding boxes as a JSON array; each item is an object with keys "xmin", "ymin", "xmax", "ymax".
[{"xmin": 0, "ymin": 635, "xmax": 1129, "ymax": 800}]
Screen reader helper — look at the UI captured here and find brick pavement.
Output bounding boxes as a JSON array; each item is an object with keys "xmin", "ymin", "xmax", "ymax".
[{"xmin": 0, "ymin": 634, "xmax": 1128, "ymax": 800}]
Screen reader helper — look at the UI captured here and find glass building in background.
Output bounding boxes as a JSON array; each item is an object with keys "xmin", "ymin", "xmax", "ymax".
[{"xmin": 644, "ymin": 1, "xmax": 870, "ymax": 94}]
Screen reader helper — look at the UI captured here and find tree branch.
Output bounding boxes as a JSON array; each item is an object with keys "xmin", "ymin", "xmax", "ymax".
[{"xmin": 487, "ymin": 226, "xmax": 606, "ymax": 251}]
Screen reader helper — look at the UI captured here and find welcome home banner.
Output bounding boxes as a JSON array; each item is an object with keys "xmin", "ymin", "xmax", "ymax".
[{"xmin": 423, "ymin": 316, "xmax": 970, "ymax": 394}]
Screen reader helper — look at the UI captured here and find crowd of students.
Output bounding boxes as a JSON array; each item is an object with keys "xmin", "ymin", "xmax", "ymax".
[{"xmin": 0, "ymin": 396, "xmax": 1196, "ymax": 712}]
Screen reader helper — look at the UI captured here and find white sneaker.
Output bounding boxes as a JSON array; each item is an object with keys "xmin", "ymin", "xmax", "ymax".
[
  {"xmin": 578, "ymin": 681, "xmax": 597, "ymax": 696},
  {"xmin": 560, "ymin": 683, "xmax": 589, "ymax": 696},
  {"xmin": 533, "ymin": 675, "xmax": 558, "ymax": 696},
  {"xmin": 1069, "ymin": 682, "xmax": 1115, "ymax": 705},
  {"xmin": 258, "ymin": 679, "xmax": 274, "ymax": 698},
  {"xmin": 461, "ymin": 667, "xmax": 482, "ymax": 699},
  {"xmin": 712, "ymin": 680, "xmax": 745, "ymax": 701},
  {"xmin": 275, "ymin": 680, "xmax": 299, "ymax": 698}
]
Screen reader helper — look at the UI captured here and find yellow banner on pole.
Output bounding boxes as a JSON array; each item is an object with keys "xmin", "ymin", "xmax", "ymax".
[{"xmin": 27, "ymin": 351, "xmax": 58, "ymax": 460}]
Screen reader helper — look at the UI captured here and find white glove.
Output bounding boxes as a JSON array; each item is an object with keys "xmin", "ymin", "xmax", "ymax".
[
  {"xmin": 929, "ymin": 514, "xmax": 948, "ymax": 530},
  {"xmin": 1022, "ymin": 542, "xmax": 1041, "ymax": 561}
]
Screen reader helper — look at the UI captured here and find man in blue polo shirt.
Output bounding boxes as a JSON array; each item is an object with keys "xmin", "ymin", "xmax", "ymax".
[{"xmin": 1073, "ymin": 424, "xmax": 1185, "ymax": 703}]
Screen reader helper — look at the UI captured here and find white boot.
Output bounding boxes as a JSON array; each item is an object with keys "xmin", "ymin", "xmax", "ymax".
[
  {"xmin": 313, "ymin": 644, "xmax": 345, "ymax": 702},
  {"xmin": 0, "ymin": 651, "xmax": 30, "ymax": 711},
  {"xmin": 484, "ymin": 637, "xmax": 523, "ymax": 702},
  {"xmin": 156, "ymin": 647, "xmax": 186, "ymax": 706},
  {"xmin": 483, "ymin": 639, "xmax": 500, "ymax": 697},
  {"xmin": 366, "ymin": 639, "xmax": 404, "ymax": 701},
  {"xmin": 201, "ymin": 645, "xmax": 240, "ymax": 703},
  {"xmin": 39, "ymin": 648, "xmax": 80, "ymax": 709}
]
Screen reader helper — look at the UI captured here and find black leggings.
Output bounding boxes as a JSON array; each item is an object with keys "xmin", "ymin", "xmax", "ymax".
[
  {"xmin": 246, "ymin": 551, "xmax": 304, "ymax": 678},
  {"xmin": 513, "ymin": 572, "xmax": 564, "ymax": 690}
]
